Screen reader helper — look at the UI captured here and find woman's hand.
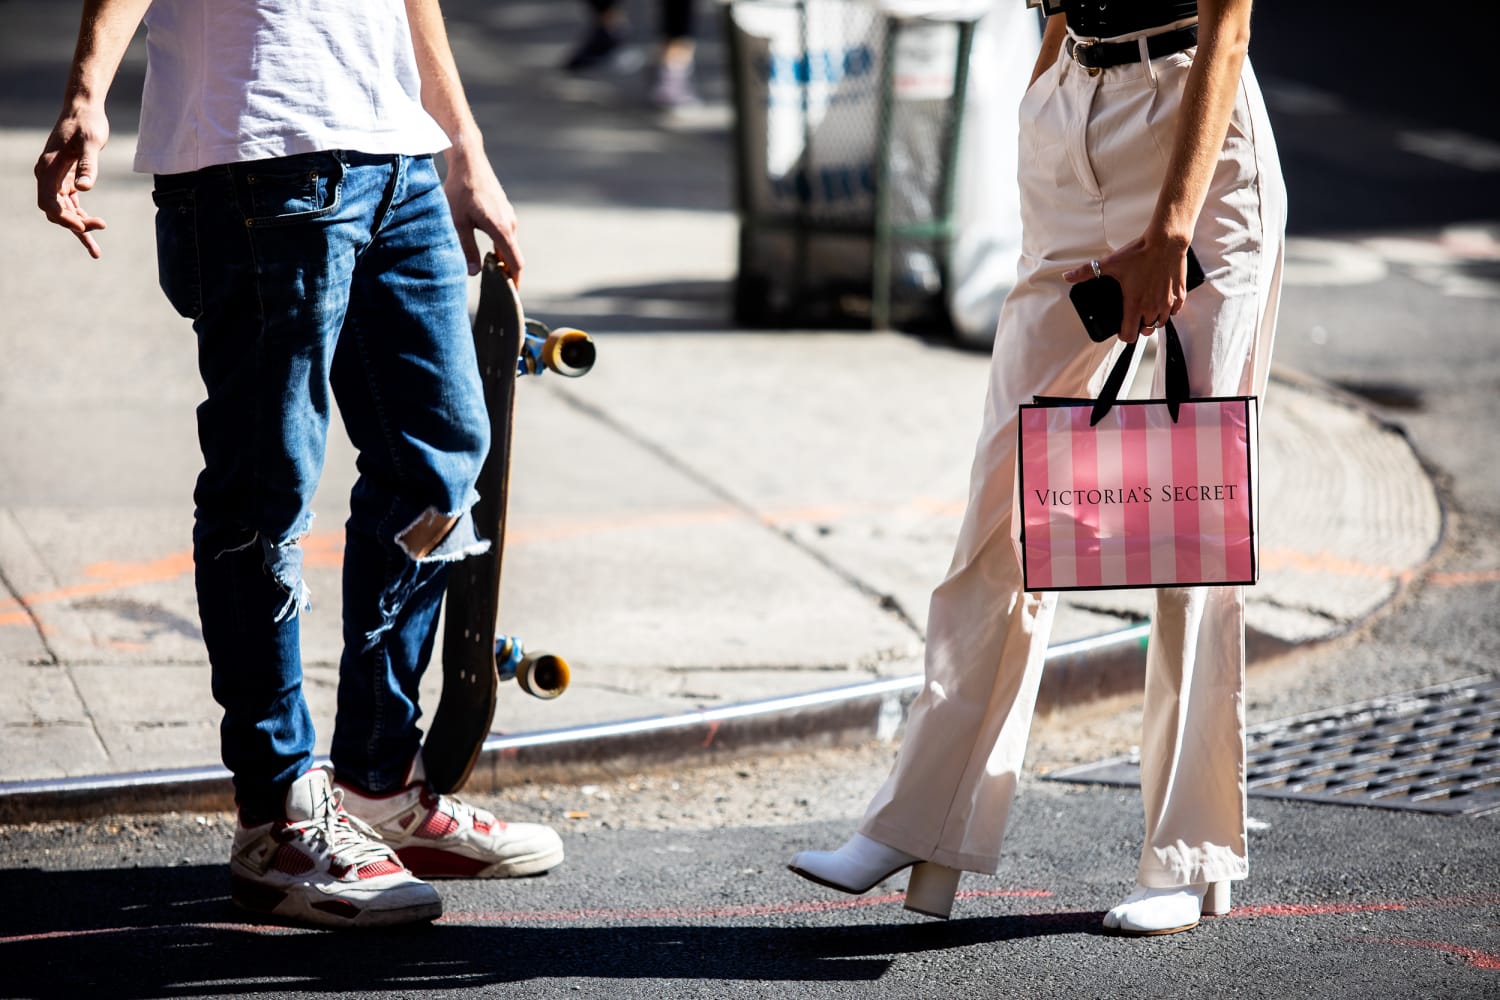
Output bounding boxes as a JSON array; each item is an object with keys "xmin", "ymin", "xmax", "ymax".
[{"xmin": 1063, "ymin": 237, "xmax": 1190, "ymax": 343}]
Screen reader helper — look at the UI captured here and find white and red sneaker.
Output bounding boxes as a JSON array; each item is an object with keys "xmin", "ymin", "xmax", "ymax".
[
  {"xmin": 229, "ymin": 767, "xmax": 441, "ymax": 928},
  {"xmin": 337, "ymin": 756, "xmax": 564, "ymax": 879}
]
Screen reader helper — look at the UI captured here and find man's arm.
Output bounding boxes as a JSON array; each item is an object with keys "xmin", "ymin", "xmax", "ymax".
[
  {"xmin": 404, "ymin": 0, "xmax": 524, "ymax": 279},
  {"xmin": 35, "ymin": 0, "xmax": 152, "ymax": 259}
]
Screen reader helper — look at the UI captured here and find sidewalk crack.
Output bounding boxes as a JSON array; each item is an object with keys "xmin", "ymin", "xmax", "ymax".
[
  {"xmin": 551, "ymin": 389, "xmax": 927, "ymax": 641},
  {"xmin": 1070, "ymin": 602, "xmax": 1148, "ymax": 624},
  {"xmin": 1, "ymin": 509, "xmax": 111, "ymax": 762},
  {"xmin": 1249, "ymin": 594, "xmax": 1345, "ymax": 625},
  {"xmin": 0, "ymin": 560, "xmax": 60, "ymax": 667}
]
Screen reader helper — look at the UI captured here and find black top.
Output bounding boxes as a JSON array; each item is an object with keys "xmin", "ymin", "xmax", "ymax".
[{"xmin": 1061, "ymin": 0, "xmax": 1198, "ymax": 38}]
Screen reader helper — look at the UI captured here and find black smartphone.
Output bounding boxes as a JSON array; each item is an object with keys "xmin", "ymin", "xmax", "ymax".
[{"xmin": 1069, "ymin": 246, "xmax": 1205, "ymax": 343}]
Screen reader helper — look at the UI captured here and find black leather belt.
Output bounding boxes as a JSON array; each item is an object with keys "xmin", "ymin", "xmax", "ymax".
[{"xmin": 1066, "ymin": 24, "xmax": 1198, "ymax": 72}]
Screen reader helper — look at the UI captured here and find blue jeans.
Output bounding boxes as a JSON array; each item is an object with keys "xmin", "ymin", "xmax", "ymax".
[{"xmin": 153, "ymin": 151, "xmax": 490, "ymax": 822}]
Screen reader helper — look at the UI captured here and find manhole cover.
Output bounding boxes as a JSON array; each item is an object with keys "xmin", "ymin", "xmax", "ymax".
[{"xmin": 1046, "ymin": 678, "xmax": 1500, "ymax": 815}]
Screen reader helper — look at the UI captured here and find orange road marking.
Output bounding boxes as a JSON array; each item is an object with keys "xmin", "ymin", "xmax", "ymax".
[
  {"xmin": 0, "ymin": 549, "xmax": 195, "ymax": 627},
  {"xmin": 1258, "ymin": 548, "xmax": 1416, "ymax": 584},
  {"xmin": 0, "ymin": 500, "xmax": 933, "ymax": 626},
  {"xmin": 1, "ymin": 508, "xmax": 1492, "ymax": 628},
  {"xmin": 1428, "ymin": 568, "xmax": 1500, "ymax": 587},
  {"xmin": 1260, "ymin": 549, "xmax": 1497, "ymax": 588},
  {"xmin": 0, "ymin": 533, "xmax": 343, "ymax": 628}
]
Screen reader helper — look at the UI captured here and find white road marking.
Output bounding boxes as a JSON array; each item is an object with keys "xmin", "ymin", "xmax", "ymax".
[
  {"xmin": 1284, "ymin": 237, "xmax": 1388, "ymax": 287},
  {"xmin": 1260, "ymin": 81, "xmax": 1347, "ymax": 116},
  {"xmin": 1284, "ymin": 227, "xmax": 1500, "ymax": 299},
  {"xmin": 1397, "ymin": 130, "xmax": 1500, "ymax": 172}
]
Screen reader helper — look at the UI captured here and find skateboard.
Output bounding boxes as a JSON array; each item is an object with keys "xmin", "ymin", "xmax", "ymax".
[{"xmin": 422, "ymin": 253, "xmax": 596, "ymax": 794}]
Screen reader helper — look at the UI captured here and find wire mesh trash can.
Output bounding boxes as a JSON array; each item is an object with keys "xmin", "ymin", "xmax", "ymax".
[{"xmin": 723, "ymin": 0, "xmax": 977, "ymax": 331}]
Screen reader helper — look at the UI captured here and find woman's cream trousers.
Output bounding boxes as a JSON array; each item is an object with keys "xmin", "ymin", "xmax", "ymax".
[{"xmin": 860, "ymin": 36, "xmax": 1286, "ymax": 889}]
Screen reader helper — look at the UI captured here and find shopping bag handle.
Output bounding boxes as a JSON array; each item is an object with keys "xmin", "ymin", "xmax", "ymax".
[{"xmin": 1089, "ymin": 319, "xmax": 1190, "ymax": 426}]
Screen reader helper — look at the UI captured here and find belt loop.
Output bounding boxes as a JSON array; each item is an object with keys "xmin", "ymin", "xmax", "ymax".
[{"xmin": 1139, "ymin": 36, "xmax": 1157, "ymax": 86}]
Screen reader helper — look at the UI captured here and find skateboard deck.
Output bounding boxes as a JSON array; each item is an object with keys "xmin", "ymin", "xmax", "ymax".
[{"xmin": 423, "ymin": 254, "xmax": 595, "ymax": 794}]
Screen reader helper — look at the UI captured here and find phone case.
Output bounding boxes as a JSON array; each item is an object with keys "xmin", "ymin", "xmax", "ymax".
[{"xmin": 1069, "ymin": 248, "xmax": 1205, "ymax": 343}]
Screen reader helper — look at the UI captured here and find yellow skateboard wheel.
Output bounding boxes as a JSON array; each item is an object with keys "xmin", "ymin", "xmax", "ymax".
[
  {"xmin": 517, "ymin": 652, "xmax": 571, "ymax": 700},
  {"xmin": 541, "ymin": 328, "xmax": 595, "ymax": 378}
]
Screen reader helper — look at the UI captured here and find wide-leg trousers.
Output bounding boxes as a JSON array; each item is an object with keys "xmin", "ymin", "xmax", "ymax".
[{"xmin": 860, "ymin": 35, "xmax": 1286, "ymax": 889}]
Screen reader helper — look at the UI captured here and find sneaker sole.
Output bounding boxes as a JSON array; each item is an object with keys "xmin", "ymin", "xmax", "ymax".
[
  {"xmin": 399, "ymin": 844, "xmax": 565, "ymax": 879},
  {"xmin": 231, "ymin": 875, "xmax": 442, "ymax": 929}
]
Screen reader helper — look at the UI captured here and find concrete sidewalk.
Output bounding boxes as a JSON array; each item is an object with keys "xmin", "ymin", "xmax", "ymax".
[{"xmin": 0, "ymin": 1, "xmax": 1442, "ymax": 820}]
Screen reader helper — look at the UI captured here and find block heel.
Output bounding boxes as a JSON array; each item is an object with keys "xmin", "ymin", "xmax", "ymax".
[
  {"xmin": 904, "ymin": 862, "xmax": 961, "ymax": 919},
  {"xmin": 1203, "ymin": 879, "xmax": 1232, "ymax": 916}
]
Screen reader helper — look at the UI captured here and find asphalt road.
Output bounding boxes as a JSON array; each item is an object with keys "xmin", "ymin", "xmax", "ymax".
[
  {"xmin": 3, "ymin": 767, "xmax": 1498, "ymax": 999},
  {"xmin": 3, "ymin": 550, "xmax": 1496, "ymax": 998}
]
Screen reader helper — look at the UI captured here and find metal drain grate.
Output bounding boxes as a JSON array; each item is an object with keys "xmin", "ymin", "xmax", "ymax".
[{"xmin": 1046, "ymin": 677, "xmax": 1500, "ymax": 815}]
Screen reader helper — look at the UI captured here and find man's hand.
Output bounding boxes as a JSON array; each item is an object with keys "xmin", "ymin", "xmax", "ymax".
[
  {"xmin": 442, "ymin": 144, "xmax": 524, "ymax": 281},
  {"xmin": 402, "ymin": 0, "xmax": 524, "ymax": 281},
  {"xmin": 35, "ymin": 106, "xmax": 111, "ymax": 259}
]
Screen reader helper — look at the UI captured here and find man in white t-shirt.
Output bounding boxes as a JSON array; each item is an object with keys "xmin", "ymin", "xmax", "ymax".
[{"xmin": 36, "ymin": 0, "xmax": 563, "ymax": 929}]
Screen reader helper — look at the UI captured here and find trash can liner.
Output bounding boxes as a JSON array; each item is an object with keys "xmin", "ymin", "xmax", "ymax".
[{"xmin": 725, "ymin": 0, "xmax": 1038, "ymax": 334}]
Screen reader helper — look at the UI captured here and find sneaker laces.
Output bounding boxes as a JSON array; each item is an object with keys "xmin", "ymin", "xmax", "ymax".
[
  {"xmin": 435, "ymin": 790, "xmax": 482, "ymax": 825},
  {"xmin": 288, "ymin": 785, "xmax": 400, "ymax": 872}
]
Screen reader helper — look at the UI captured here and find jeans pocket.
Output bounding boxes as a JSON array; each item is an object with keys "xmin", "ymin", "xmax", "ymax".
[
  {"xmin": 244, "ymin": 153, "xmax": 345, "ymax": 228},
  {"xmin": 151, "ymin": 186, "xmax": 202, "ymax": 321}
]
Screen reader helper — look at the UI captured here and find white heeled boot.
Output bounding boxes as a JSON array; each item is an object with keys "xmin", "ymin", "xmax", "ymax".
[
  {"xmin": 788, "ymin": 834, "xmax": 961, "ymax": 918},
  {"xmin": 1102, "ymin": 880, "xmax": 1231, "ymax": 936}
]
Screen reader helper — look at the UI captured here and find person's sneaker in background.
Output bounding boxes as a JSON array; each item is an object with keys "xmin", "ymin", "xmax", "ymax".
[
  {"xmin": 649, "ymin": 58, "xmax": 700, "ymax": 110},
  {"xmin": 564, "ymin": 21, "xmax": 626, "ymax": 72}
]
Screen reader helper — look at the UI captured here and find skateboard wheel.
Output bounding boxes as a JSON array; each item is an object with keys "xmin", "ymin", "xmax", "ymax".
[
  {"xmin": 541, "ymin": 328, "xmax": 595, "ymax": 378},
  {"xmin": 517, "ymin": 652, "xmax": 571, "ymax": 700}
]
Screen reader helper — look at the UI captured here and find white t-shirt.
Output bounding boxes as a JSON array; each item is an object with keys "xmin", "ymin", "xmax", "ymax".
[{"xmin": 134, "ymin": 0, "xmax": 452, "ymax": 175}]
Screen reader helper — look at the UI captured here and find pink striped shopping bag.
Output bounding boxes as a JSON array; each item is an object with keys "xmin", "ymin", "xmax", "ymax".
[{"xmin": 1014, "ymin": 330, "xmax": 1258, "ymax": 591}]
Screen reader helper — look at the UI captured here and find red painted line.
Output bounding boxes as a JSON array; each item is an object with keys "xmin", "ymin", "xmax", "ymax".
[
  {"xmin": 1229, "ymin": 901, "xmax": 1409, "ymax": 919},
  {"xmin": 435, "ymin": 888, "xmax": 1053, "ymax": 925},
  {"xmin": 3, "ymin": 890, "xmax": 1496, "ymax": 945},
  {"xmin": 1228, "ymin": 892, "xmax": 1500, "ymax": 920},
  {"xmin": 0, "ymin": 926, "xmax": 144, "ymax": 944},
  {"xmin": 0, "ymin": 920, "xmax": 287, "ymax": 945},
  {"xmin": 0, "ymin": 890, "xmax": 1051, "ymax": 943},
  {"xmin": 1363, "ymin": 938, "xmax": 1500, "ymax": 971}
]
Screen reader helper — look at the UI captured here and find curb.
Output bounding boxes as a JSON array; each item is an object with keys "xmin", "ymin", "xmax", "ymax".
[{"xmin": 0, "ymin": 624, "xmax": 1231, "ymax": 824}]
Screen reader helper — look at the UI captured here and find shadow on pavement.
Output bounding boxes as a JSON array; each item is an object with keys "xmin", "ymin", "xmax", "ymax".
[{"xmin": 0, "ymin": 863, "xmax": 1114, "ymax": 994}]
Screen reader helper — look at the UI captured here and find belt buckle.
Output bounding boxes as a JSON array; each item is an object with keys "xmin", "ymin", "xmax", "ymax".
[{"xmin": 1069, "ymin": 38, "xmax": 1102, "ymax": 76}]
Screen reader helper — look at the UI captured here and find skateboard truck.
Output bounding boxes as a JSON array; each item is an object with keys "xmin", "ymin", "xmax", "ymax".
[
  {"xmin": 495, "ymin": 635, "xmax": 571, "ymax": 700},
  {"xmin": 521, "ymin": 320, "xmax": 595, "ymax": 379}
]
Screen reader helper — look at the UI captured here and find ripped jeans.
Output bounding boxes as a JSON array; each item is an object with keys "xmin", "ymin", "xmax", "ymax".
[{"xmin": 153, "ymin": 151, "xmax": 490, "ymax": 822}]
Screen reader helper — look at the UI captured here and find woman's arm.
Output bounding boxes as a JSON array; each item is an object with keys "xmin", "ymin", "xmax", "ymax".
[
  {"xmin": 1030, "ymin": 11, "xmax": 1068, "ymax": 88},
  {"xmin": 1063, "ymin": 0, "xmax": 1255, "ymax": 341}
]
